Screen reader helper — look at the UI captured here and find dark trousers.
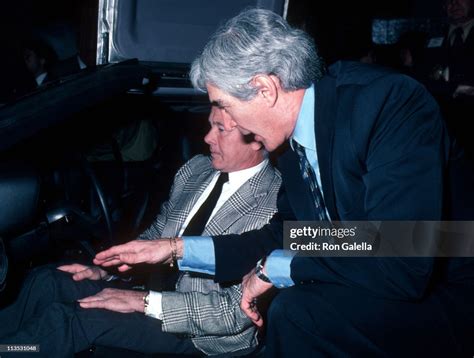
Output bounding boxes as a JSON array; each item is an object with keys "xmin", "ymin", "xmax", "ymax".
[
  {"xmin": 265, "ymin": 282, "xmax": 474, "ymax": 357},
  {"xmin": 0, "ymin": 266, "xmax": 199, "ymax": 357}
]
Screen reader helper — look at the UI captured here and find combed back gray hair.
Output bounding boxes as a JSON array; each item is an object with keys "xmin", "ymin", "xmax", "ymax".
[{"xmin": 190, "ymin": 8, "xmax": 325, "ymax": 100}]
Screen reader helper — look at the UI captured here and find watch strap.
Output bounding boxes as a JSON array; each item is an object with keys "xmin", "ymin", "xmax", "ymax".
[{"xmin": 255, "ymin": 257, "xmax": 271, "ymax": 283}]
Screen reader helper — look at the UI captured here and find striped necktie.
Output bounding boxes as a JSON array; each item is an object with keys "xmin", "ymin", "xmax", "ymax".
[{"xmin": 292, "ymin": 139, "xmax": 329, "ymax": 221}]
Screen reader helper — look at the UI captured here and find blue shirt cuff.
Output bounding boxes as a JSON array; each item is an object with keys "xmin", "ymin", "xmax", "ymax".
[
  {"xmin": 265, "ymin": 250, "xmax": 296, "ymax": 288},
  {"xmin": 178, "ymin": 236, "xmax": 215, "ymax": 275}
]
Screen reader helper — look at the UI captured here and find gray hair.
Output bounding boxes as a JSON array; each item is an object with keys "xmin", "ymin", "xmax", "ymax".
[{"xmin": 190, "ymin": 8, "xmax": 325, "ymax": 100}]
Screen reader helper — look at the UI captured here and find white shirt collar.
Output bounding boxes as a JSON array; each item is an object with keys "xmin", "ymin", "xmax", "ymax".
[{"xmin": 224, "ymin": 159, "xmax": 268, "ymax": 188}]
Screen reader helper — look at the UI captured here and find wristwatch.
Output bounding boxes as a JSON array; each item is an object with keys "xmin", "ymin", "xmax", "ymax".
[{"xmin": 255, "ymin": 257, "xmax": 271, "ymax": 283}]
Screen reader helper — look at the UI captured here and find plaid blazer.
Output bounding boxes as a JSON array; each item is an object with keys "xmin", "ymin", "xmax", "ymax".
[{"xmin": 138, "ymin": 155, "xmax": 281, "ymax": 356}]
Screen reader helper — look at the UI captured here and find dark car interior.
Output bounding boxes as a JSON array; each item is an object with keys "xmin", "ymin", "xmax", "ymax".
[
  {"xmin": 0, "ymin": 0, "xmax": 473, "ymax": 356},
  {"xmin": 0, "ymin": 60, "xmax": 211, "ymax": 291}
]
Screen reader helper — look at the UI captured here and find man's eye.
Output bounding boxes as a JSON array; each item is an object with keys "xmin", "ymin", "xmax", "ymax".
[{"xmin": 217, "ymin": 126, "xmax": 225, "ymax": 132}]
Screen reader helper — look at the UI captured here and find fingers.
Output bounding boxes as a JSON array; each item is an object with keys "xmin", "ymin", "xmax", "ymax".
[
  {"xmin": 94, "ymin": 243, "xmax": 131, "ymax": 264},
  {"xmin": 118, "ymin": 264, "xmax": 132, "ymax": 272},
  {"xmin": 72, "ymin": 271, "xmax": 89, "ymax": 281},
  {"xmin": 72, "ymin": 268, "xmax": 99, "ymax": 281},
  {"xmin": 79, "ymin": 301, "xmax": 104, "ymax": 309},
  {"xmin": 93, "ymin": 256, "xmax": 123, "ymax": 267},
  {"xmin": 77, "ymin": 288, "xmax": 137, "ymax": 313},
  {"xmin": 94, "ymin": 253, "xmax": 147, "ymax": 268},
  {"xmin": 57, "ymin": 263, "xmax": 87, "ymax": 274},
  {"xmin": 251, "ymin": 311, "xmax": 264, "ymax": 328},
  {"xmin": 77, "ymin": 288, "xmax": 113, "ymax": 304},
  {"xmin": 78, "ymin": 298, "xmax": 107, "ymax": 310},
  {"xmin": 93, "ymin": 240, "xmax": 164, "ymax": 270},
  {"xmin": 118, "ymin": 252, "xmax": 142, "ymax": 265},
  {"xmin": 77, "ymin": 295, "xmax": 101, "ymax": 303},
  {"xmin": 94, "ymin": 243, "xmax": 144, "ymax": 267},
  {"xmin": 57, "ymin": 264, "xmax": 104, "ymax": 281},
  {"xmin": 57, "ymin": 264, "xmax": 97, "ymax": 281},
  {"xmin": 241, "ymin": 297, "xmax": 264, "ymax": 328},
  {"xmin": 93, "ymin": 257, "xmax": 133, "ymax": 271}
]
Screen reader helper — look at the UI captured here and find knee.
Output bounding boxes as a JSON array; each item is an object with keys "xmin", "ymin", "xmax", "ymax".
[
  {"xmin": 267, "ymin": 287, "xmax": 306, "ymax": 324},
  {"xmin": 28, "ymin": 264, "xmax": 69, "ymax": 290},
  {"xmin": 267, "ymin": 285, "xmax": 333, "ymax": 334},
  {"xmin": 28, "ymin": 265, "xmax": 56, "ymax": 283}
]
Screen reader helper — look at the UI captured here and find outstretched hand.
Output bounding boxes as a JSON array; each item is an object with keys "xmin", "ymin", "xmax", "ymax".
[
  {"xmin": 240, "ymin": 267, "xmax": 273, "ymax": 328},
  {"xmin": 93, "ymin": 239, "xmax": 181, "ymax": 271},
  {"xmin": 57, "ymin": 263, "xmax": 108, "ymax": 281},
  {"xmin": 78, "ymin": 288, "xmax": 145, "ymax": 313}
]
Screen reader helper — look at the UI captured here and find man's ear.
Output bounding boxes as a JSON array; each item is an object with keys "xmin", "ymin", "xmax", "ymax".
[{"xmin": 252, "ymin": 75, "xmax": 279, "ymax": 107}]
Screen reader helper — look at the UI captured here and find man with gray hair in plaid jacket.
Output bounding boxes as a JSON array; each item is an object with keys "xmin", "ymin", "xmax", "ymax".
[{"xmin": 0, "ymin": 110, "xmax": 281, "ymax": 357}]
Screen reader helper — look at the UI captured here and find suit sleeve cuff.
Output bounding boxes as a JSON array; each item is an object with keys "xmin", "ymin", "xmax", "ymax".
[
  {"xmin": 265, "ymin": 250, "xmax": 296, "ymax": 288},
  {"xmin": 178, "ymin": 236, "xmax": 216, "ymax": 275}
]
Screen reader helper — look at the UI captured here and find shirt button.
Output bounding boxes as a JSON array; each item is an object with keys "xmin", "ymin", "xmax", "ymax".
[{"xmin": 279, "ymin": 284, "xmax": 285, "ymax": 288}]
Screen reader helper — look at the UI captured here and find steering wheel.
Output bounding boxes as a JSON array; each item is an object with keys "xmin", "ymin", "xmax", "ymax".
[{"xmin": 81, "ymin": 157, "xmax": 114, "ymax": 245}]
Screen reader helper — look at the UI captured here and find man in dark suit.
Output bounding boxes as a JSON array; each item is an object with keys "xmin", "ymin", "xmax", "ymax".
[
  {"xmin": 428, "ymin": 0, "xmax": 474, "ymax": 93},
  {"xmin": 94, "ymin": 8, "xmax": 474, "ymax": 357},
  {"xmin": 424, "ymin": 0, "xmax": 474, "ymax": 156},
  {"xmin": 22, "ymin": 37, "xmax": 56, "ymax": 87},
  {"xmin": 0, "ymin": 114, "xmax": 281, "ymax": 357}
]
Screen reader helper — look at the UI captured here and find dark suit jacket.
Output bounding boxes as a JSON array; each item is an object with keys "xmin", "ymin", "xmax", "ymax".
[
  {"xmin": 422, "ymin": 26, "xmax": 474, "ymax": 97},
  {"xmin": 421, "ymin": 27, "xmax": 474, "ymax": 158},
  {"xmin": 442, "ymin": 26, "xmax": 474, "ymax": 85},
  {"xmin": 212, "ymin": 61, "xmax": 465, "ymax": 301}
]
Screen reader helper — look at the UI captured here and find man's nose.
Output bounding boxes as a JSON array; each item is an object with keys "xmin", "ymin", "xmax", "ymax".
[{"xmin": 204, "ymin": 128, "xmax": 215, "ymax": 145}]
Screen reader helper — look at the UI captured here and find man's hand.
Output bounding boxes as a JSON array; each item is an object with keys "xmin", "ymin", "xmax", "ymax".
[
  {"xmin": 93, "ymin": 238, "xmax": 183, "ymax": 272},
  {"xmin": 241, "ymin": 267, "xmax": 273, "ymax": 328},
  {"xmin": 57, "ymin": 263, "xmax": 109, "ymax": 281},
  {"xmin": 78, "ymin": 288, "xmax": 145, "ymax": 313}
]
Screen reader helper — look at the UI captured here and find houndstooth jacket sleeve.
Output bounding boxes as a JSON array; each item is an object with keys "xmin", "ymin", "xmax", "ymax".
[{"xmin": 137, "ymin": 154, "xmax": 281, "ymax": 355}]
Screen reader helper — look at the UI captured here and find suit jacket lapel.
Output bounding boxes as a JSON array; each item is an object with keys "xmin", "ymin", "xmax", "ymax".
[
  {"xmin": 278, "ymin": 148, "xmax": 317, "ymax": 220},
  {"xmin": 442, "ymin": 27, "xmax": 474, "ymax": 49},
  {"xmin": 162, "ymin": 161, "xmax": 216, "ymax": 237},
  {"xmin": 314, "ymin": 75, "xmax": 339, "ymax": 220}
]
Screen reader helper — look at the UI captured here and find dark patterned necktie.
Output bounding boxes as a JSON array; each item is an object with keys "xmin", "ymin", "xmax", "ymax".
[
  {"xmin": 292, "ymin": 140, "xmax": 329, "ymax": 220},
  {"xmin": 451, "ymin": 27, "xmax": 464, "ymax": 49},
  {"xmin": 182, "ymin": 172, "xmax": 229, "ymax": 235}
]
